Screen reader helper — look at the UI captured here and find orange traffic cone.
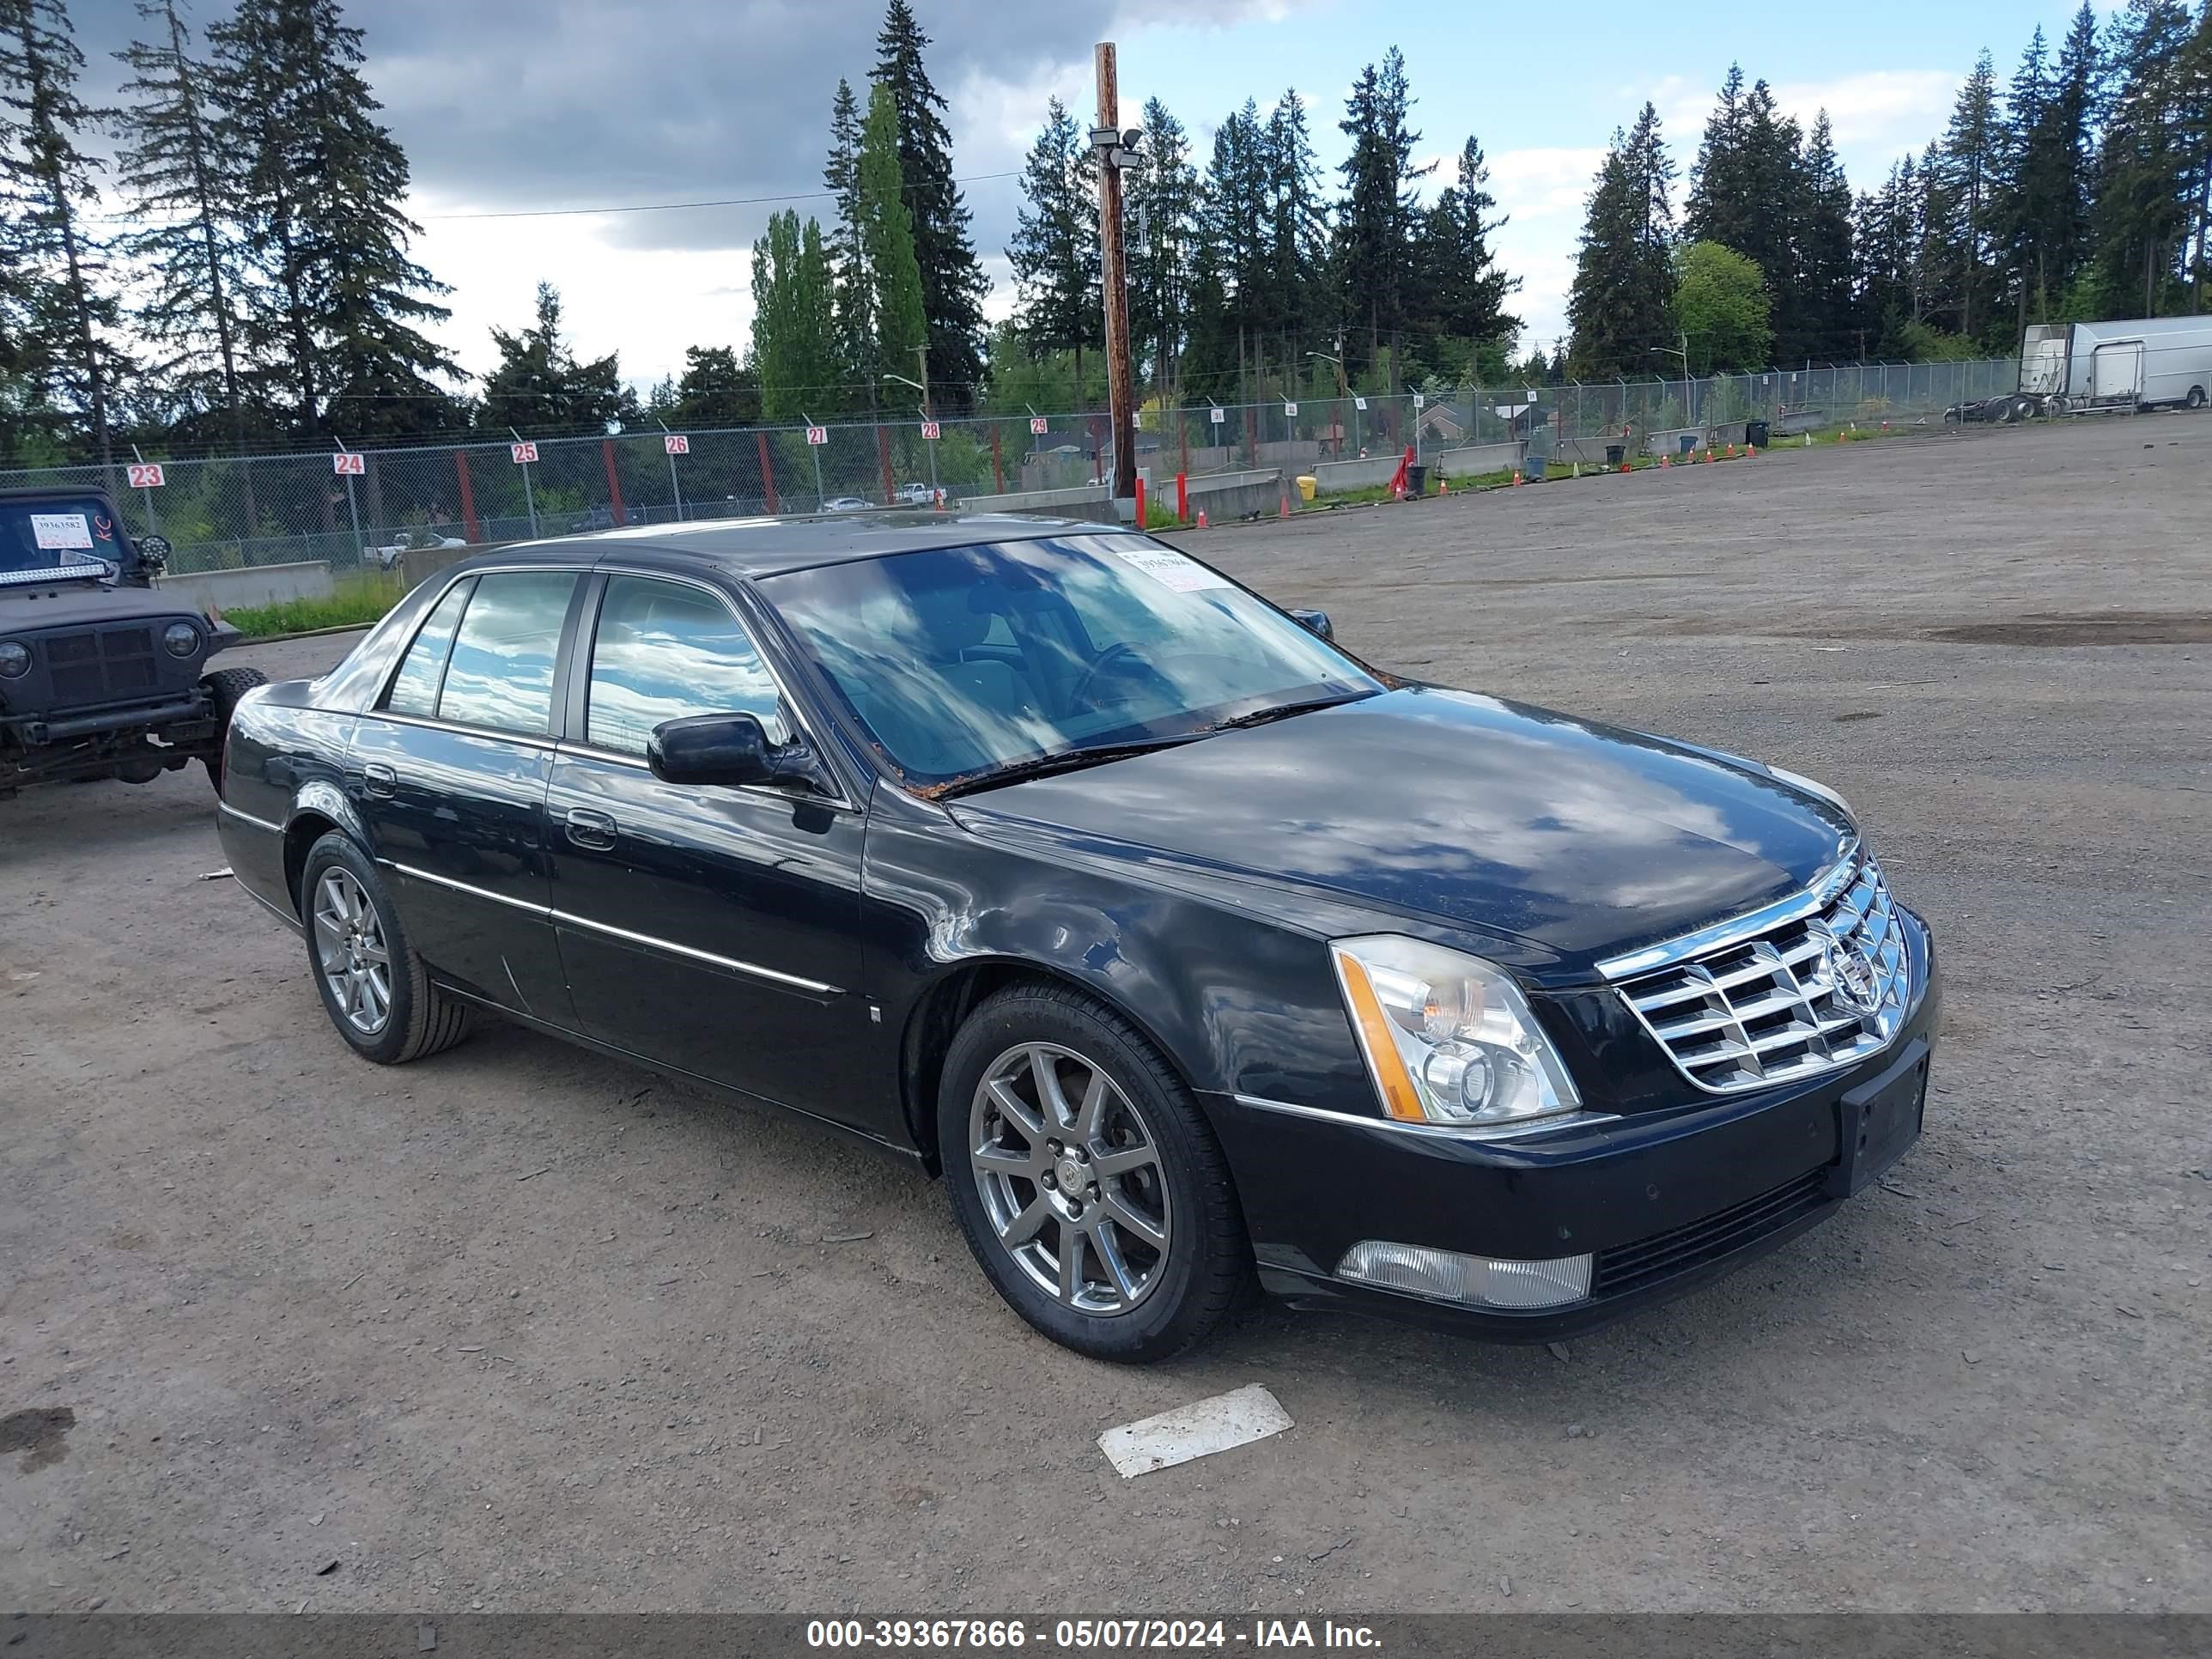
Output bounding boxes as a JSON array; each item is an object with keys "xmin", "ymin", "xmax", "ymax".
[
  {"xmin": 1745, "ymin": 441, "xmax": 1757, "ymax": 457},
  {"xmin": 1438, "ymin": 476, "xmax": 1449, "ymax": 495},
  {"xmin": 1724, "ymin": 442, "xmax": 1735, "ymax": 458},
  {"xmin": 1660, "ymin": 453, "xmax": 1670, "ymax": 467},
  {"xmin": 1279, "ymin": 489, "xmax": 1289, "ymax": 520},
  {"xmin": 1704, "ymin": 448, "xmax": 1714, "ymax": 464},
  {"xmin": 1196, "ymin": 509, "xmax": 1207, "ymax": 528},
  {"xmin": 1619, "ymin": 459, "xmax": 1632, "ymax": 473}
]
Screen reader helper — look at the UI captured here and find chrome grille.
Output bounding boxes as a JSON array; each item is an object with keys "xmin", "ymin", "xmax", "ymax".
[{"xmin": 1607, "ymin": 850, "xmax": 1911, "ymax": 1094}]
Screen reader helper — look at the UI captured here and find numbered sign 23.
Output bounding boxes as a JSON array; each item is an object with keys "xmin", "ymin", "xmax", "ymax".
[
  {"xmin": 127, "ymin": 462, "xmax": 166, "ymax": 489},
  {"xmin": 510, "ymin": 441, "xmax": 539, "ymax": 465},
  {"xmin": 332, "ymin": 452, "xmax": 366, "ymax": 477}
]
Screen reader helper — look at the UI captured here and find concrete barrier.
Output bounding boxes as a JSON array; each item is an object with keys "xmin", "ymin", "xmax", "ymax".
[
  {"xmin": 1184, "ymin": 468, "xmax": 1285, "ymax": 521},
  {"xmin": 957, "ymin": 483, "xmax": 1115, "ymax": 516},
  {"xmin": 1432, "ymin": 442, "xmax": 1522, "ymax": 477},
  {"xmin": 157, "ymin": 559, "xmax": 334, "ymax": 611},
  {"xmin": 1312, "ymin": 455, "xmax": 1406, "ymax": 494}
]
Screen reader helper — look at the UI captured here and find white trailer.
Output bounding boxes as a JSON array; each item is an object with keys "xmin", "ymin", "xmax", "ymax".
[{"xmin": 2018, "ymin": 316, "xmax": 2212, "ymax": 414}]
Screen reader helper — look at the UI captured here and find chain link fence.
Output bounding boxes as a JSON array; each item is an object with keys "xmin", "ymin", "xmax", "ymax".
[{"xmin": 0, "ymin": 360, "xmax": 2020, "ymax": 575}]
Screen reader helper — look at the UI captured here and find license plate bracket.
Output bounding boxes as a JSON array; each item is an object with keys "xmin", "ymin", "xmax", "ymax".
[{"xmin": 1831, "ymin": 1053, "xmax": 1929, "ymax": 1198}]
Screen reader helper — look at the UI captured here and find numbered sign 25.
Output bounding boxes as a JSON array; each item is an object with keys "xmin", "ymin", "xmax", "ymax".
[
  {"xmin": 127, "ymin": 462, "xmax": 166, "ymax": 489},
  {"xmin": 332, "ymin": 451, "xmax": 366, "ymax": 477},
  {"xmin": 510, "ymin": 441, "xmax": 539, "ymax": 465}
]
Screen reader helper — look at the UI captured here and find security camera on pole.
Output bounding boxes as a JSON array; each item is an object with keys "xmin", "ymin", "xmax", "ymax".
[{"xmin": 1091, "ymin": 45, "xmax": 1142, "ymax": 522}]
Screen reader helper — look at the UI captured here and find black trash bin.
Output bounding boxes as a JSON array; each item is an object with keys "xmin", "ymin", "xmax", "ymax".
[
  {"xmin": 1746, "ymin": 418, "xmax": 1771, "ymax": 449},
  {"xmin": 1405, "ymin": 465, "xmax": 1428, "ymax": 498},
  {"xmin": 1604, "ymin": 444, "xmax": 1626, "ymax": 468}
]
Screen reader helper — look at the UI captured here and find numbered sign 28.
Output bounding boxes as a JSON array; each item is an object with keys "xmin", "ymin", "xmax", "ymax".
[
  {"xmin": 126, "ymin": 462, "xmax": 166, "ymax": 489},
  {"xmin": 663, "ymin": 434, "xmax": 690, "ymax": 456},
  {"xmin": 1029, "ymin": 416, "xmax": 1048, "ymax": 435},
  {"xmin": 510, "ymin": 441, "xmax": 539, "ymax": 465},
  {"xmin": 920, "ymin": 420, "xmax": 941, "ymax": 441},
  {"xmin": 805, "ymin": 425, "xmax": 828, "ymax": 447},
  {"xmin": 332, "ymin": 451, "xmax": 366, "ymax": 477}
]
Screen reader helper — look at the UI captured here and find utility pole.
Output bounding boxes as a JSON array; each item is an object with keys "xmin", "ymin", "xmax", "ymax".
[{"xmin": 1091, "ymin": 43, "xmax": 1140, "ymax": 516}]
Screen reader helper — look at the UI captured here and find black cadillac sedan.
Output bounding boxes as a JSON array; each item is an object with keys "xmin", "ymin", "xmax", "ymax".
[{"xmin": 215, "ymin": 515, "xmax": 1938, "ymax": 1362}]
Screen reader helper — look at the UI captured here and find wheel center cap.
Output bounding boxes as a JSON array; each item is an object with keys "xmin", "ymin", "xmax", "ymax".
[{"xmin": 1054, "ymin": 1154, "xmax": 1087, "ymax": 1194}]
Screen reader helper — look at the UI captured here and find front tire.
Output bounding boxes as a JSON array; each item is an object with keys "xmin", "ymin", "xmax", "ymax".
[
  {"xmin": 299, "ymin": 832, "xmax": 472, "ymax": 1065},
  {"xmin": 938, "ymin": 982, "xmax": 1249, "ymax": 1363},
  {"xmin": 201, "ymin": 666, "xmax": 268, "ymax": 793}
]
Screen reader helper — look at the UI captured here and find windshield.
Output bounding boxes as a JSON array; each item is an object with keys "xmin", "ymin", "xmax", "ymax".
[
  {"xmin": 759, "ymin": 533, "xmax": 1380, "ymax": 788},
  {"xmin": 0, "ymin": 497, "xmax": 125, "ymax": 584}
]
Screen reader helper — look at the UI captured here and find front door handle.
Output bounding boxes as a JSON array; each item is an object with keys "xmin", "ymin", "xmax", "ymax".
[
  {"xmin": 362, "ymin": 761, "xmax": 398, "ymax": 799},
  {"xmin": 565, "ymin": 807, "xmax": 618, "ymax": 850}
]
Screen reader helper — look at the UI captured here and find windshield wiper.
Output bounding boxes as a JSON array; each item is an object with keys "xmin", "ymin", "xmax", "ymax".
[
  {"xmin": 932, "ymin": 735, "xmax": 1200, "ymax": 799},
  {"xmin": 1206, "ymin": 691, "xmax": 1370, "ymax": 732}
]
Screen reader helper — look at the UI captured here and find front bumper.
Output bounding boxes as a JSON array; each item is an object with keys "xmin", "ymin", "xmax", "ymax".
[{"xmin": 1208, "ymin": 906, "xmax": 1940, "ymax": 1341}]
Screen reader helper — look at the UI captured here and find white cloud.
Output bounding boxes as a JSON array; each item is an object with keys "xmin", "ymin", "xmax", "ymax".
[{"xmin": 1771, "ymin": 69, "xmax": 1957, "ymax": 155}]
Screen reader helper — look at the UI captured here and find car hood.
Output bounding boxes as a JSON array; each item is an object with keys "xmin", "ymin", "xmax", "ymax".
[
  {"xmin": 0, "ymin": 578, "xmax": 204, "ymax": 629},
  {"xmin": 948, "ymin": 685, "xmax": 1856, "ymax": 972}
]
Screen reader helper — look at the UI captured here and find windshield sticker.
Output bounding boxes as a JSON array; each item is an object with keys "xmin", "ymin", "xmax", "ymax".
[
  {"xmin": 31, "ymin": 512, "xmax": 94, "ymax": 551},
  {"xmin": 1113, "ymin": 544, "xmax": 1234, "ymax": 593}
]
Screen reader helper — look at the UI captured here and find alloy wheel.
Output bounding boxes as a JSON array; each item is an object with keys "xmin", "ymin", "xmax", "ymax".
[
  {"xmin": 968, "ymin": 1042, "xmax": 1173, "ymax": 1315},
  {"xmin": 313, "ymin": 867, "xmax": 393, "ymax": 1036}
]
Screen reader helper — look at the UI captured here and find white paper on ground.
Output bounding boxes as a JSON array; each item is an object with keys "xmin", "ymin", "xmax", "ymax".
[{"xmin": 1097, "ymin": 1383, "xmax": 1292, "ymax": 1478}]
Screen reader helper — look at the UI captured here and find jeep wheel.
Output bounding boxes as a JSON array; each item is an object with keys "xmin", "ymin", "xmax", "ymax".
[
  {"xmin": 201, "ymin": 666, "xmax": 268, "ymax": 793},
  {"xmin": 300, "ymin": 832, "xmax": 472, "ymax": 1065}
]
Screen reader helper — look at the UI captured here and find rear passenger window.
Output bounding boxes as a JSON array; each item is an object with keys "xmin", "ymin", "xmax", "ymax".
[
  {"xmin": 435, "ymin": 572, "xmax": 579, "ymax": 736},
  {"xmin": 384, "ymin": 578, "xmax": 473, "ymax": 717}
]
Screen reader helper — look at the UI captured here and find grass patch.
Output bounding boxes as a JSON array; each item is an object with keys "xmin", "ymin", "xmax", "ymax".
[{"xmin": 223, "ymin": 572, "xmax": 404, "ymax": 639}]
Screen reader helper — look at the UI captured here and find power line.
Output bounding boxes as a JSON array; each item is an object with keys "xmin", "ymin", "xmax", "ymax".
[{"xmin": 427, "ymin": 172, "xmax": 1020, "ymax": 222}]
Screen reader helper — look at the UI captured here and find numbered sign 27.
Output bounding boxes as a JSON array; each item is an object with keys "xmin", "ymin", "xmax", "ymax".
[
  {"xmin": 662, "ymin": 434, "xmax": 690, "ymax": 456},
  {"xmin": 332, "ymin": 451, "xmax": 366, "ymax": 477},
  {"xmin": 920, "ymin": 420, "xmax": 941, "ymax": 441},
  {"xmin": 126, "ymin": 462, "xmax": 166, "ymax": 489},
  {"xmin": 805, "ymin": 425, "xmax": 828, "ymax": 447},
  {"xmin": 510, "ymin": 441, "xmax": 539, "ymax": 465}
]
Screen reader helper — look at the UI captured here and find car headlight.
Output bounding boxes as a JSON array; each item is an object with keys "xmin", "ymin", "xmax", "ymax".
[
  {"xmin": 1765, "ymin": 763, "xmax": 1853, "ymax": 822},
  {"xmin": 0, "ymin": 641, "xmax": 28, "ymax": 678},
  {"xmin": 162, "ymin": 620, "xmax": 199, "ymax": 658},
  {"xmin": 1329, "ymin": 935, "xmax": 1580, "ymax": 1128}
]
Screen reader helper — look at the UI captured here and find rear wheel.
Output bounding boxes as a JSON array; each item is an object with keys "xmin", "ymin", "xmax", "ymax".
[
  {"xmin": 938, "ymin": 981, "xmax": 1250, "ymax": 1363},
  {"xmin": 299, "ymin": 832, "xmax": 472, "ymax": 1065},
  {"xmin": 201, "ymin": 666, "xmax": 268, "ymax": 793},
  {"xmin": 2188, "ymin": 386, "xmax": 2206, "ymax": 410}
]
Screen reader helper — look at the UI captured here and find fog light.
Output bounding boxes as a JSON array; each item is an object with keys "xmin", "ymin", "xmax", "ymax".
[{"xmin": 1336, "ymin": 1240, "xmax": 1593, "ymax": 1309}]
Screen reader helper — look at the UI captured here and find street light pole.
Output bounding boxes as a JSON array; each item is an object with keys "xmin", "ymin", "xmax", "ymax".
[
  {"xmin": 1093, "ymin": 42, "xmax": 1138, "ymax": 516},
  {"xmin": 1309, "ymin": 349, "xmax": 1352, "ymax": 456}
]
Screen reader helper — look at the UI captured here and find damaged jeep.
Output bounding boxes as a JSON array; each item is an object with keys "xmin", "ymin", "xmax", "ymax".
[{"xmin": 0, "ymin": 488, "xmax": 265, "ymax": 799}]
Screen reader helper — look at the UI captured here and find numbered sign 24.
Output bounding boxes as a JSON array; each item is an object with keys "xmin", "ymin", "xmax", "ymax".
[
  {"xmin": 332, "ymin": 452, "xmax": 366, "ymax": 477},
  {"xmin": 510, "ymin": 441, "xmax": 539, "ymax": 465},
  {"xmin": 127, "ymin": 462, "xmax": 166, "ymax": 489}
]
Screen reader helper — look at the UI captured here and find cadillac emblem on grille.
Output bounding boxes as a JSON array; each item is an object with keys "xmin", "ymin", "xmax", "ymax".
[{"xmin": 1823, "ymin": 934, "xmax": 1882, "ymax": 1015}]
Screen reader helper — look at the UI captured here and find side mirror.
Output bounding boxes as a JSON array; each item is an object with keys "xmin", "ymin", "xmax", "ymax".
[
  {"xmin": 647, "ymin": 712, "xmax": 822, "ymax": 793},
  {"xmin": 1289, "ymin": 607, "xmax": 1334, "ymax": 641}
]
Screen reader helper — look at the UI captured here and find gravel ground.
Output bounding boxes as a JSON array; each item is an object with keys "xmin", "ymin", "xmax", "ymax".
[{"xmin": 3, "ymin": 414, "xmax": 2206, "ymax": 1613}]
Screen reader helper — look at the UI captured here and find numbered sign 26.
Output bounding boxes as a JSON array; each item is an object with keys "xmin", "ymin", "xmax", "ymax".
[
  {"xmin": 127, "ymin": 462, "xmax": 166, "ymax": 489},
  {"xmin": 510, "ymin": 441, "xmax": 539, "ymax": 465},
  {"xmin": 663, "ymin": 434, "xmax": 690, "ymax": 456},
  {"xmin": 805, "ymin": 425, "xmax": 828, "ymax": 447},
  {"xmin": 332, "ymin": 452, "xmax": 366, "ymax": 477},
  {"xmin": 920, "ymin": 420, "xmax": 941, "ymax": 441}
]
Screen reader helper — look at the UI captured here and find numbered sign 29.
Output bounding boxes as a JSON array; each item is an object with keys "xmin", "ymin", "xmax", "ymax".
[
  {"xmin": 332, "ymin": 451, "xmax": 366, "ymax": 477},
  {"xmin": 126, "ymin": 462, "xmax": 166, "ymax": 489},
  {"xmin": 510, "ymin": 441, "xmax": 539, "ymax": 465},
  {"xmin": 920, "ymin": 420, "xmax": 941, "ymax": 441},
  {"xmin": 1029, "ymin": 416, "xmax": 1048, "ymax": 435},
  {"xmin": 662, "ymin": 434, "xmax": 690, "ymax": 456},
  {"xmin": 805, "ymin": 425, "xmax": 828, "ymax": 447}
]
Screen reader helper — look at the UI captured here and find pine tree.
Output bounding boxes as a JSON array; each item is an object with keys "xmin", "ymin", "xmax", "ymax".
[
  {"xmin": 822, "ymin": 77, "xmax": 874, "ymax": 395},
  {"xmin": 872, "ymin": 0, "xmax": 988, "ymax": 407},
  {"xmin": 113, "ymin": 0, "xmax": 255, "ymax": 446},
  {"xmin": 1687, "ymin": 72, "xmax": 1804, "ymax": 357},
  {"xmin": 1566, "ymin": 103, "xmax": 1677, "ymax": 380},
  {"xmin": 2049, "ymin": 3, "xmax": 2105, "ymax": 302},
  {"xmin": 1795, "ymin": 112, "xmax": 1856, "ymax": 360},
  {"xmin": 857, "ymin": 80, "xmax": 927, "ymax": 405},
  {"xmin": 668, "ymin": 345, "xmax": 759, "ymax": 428},
  {"xmin": 1126, "ymin": 96, "xmax": 1198, "ymax": 403},
  {"xmin": 1684, "ymin": 65, "xmax": 1751, "ymax": 250},
  {"xmin": 1198, "ymin": 100, "xmax": 1271, "ymax": 399},
  {"xmin": 209, "ymin": 0, "xmax": 456, "ymax": 443},
  {"xmin": 1412, "ymin": 135, "xmax": 1521, "ymax": 374},
  {"xmin": 481, "ymin": 283, "xmax": 635, "ymax": 434},
  {"xmin": 748, "ymin": 211, "xmax": 839, "ymax": 422},
  {"xmin": 1334, "ymin": 47, "xmax": 1432, "ymax": 375},
  {"xmin": 1937, "ymin": 51, "xmax": 2002, "ymax": 343},
  {"xmin": 1851, "ymin": 155, "xmax": 1920, "ymax": 352},
  {"xmin": 2092, "ymin": 0, "xmax": 2195, "ymax": 315},
  {"xmin": 0, "ymin": 0, "xmax": 125, "ymax": 467},
  {"xmin": 1006, "ymin": 97, "xmax": 1100, "ymax": 391},
  {"xmin": 1261, "ymin": 89, "xmax": 1330, "ymax": 347}
]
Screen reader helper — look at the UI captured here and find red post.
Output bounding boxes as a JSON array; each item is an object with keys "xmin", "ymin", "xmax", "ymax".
[
  {"xmin": 990, "ymin": 423, "xmax": 1005, "ymax": 493},
  {"xmin": 877, "ymin": 426, "xmax": 895, "ymax": 503},
  {"xmin": 1134, "ymin": 477, "xmax": 1146, "ymax": 527},
  {"xmin": 453, "ymin": 447, "xmax": 480, "ymax": 542},
  {"xmin": 1175, "ymin": 472, "xmax": 1188, "ymax": 521},
  {"xmin": 757, "ymin": 431, "xmax": 778, "ymax": 515},
  {"xmin": 601, "ymin": 439, "xmax": 627, "ymax": 526}
]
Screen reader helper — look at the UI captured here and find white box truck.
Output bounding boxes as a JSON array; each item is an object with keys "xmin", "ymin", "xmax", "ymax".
[{"xmin": 2015, "ymin": 316, "xmax": 2212, "ymax": 415}]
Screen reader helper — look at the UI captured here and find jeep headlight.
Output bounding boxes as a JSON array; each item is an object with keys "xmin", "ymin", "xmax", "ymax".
[
  {"xmin": 0, "ymin": 641, "xmax": 28, "ymax": 678},
  {"xmin": 1330, "ymin": 935, "xmax": 1579, "ymax": 1128},
  {"xmin": 162, "ymin": 621, "xmax": 199, "ymax": 658}
]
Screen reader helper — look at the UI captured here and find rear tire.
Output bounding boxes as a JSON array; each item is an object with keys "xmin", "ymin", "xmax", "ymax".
[
  {"xmin": 2188, "ymin": 386, "xmax": 2206, "ymax": 410},
  {"xmin": 938, "ymin": 981, "xmax": 1250, "ymax": 1363},
  {"xmin": 201, "ymin": 666, "xmax": 268, "ymax": 793},
  {"xmin": 299, "ymin": 832, "xmax": 472, "ymax": 1065}
]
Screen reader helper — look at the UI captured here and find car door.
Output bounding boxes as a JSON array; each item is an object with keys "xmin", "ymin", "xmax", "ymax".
[
  {"xmin": 544, "ymin": 569, "xmax": 874, "ymax": 1129},
  {"xmin": 349, "ymin": 568, "xmax": 583, "ymax": 1024}
]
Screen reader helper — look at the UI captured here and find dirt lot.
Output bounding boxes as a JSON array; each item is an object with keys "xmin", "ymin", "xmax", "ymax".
[{"xmin": 3, "ymin": 416, "xmax": 2206, "ymax": 1613}]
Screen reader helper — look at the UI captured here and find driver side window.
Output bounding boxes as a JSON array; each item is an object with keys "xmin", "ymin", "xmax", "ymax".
[{"xmin": 584, "ymin": 575, "xmax": 788, "ymax": 757}]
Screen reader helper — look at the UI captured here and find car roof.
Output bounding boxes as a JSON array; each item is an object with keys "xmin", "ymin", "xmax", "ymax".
[{"xmin": 468, "ymin": 511, "xmax": 1125, "ymax": 580}]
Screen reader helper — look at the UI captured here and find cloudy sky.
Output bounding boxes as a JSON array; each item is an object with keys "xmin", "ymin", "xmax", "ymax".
[{"xmin": 67, "ymin": 0, "xmax": 2106, "ymax": 394}]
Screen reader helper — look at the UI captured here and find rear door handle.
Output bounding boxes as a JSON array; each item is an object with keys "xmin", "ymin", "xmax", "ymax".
[
  {"xmin": 565, "ymin": 807, "xmax": 618, "ymax": 850},
  {"xmin": 362, "ymin": 761, "xmax": 398, "ymax": 799}
]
